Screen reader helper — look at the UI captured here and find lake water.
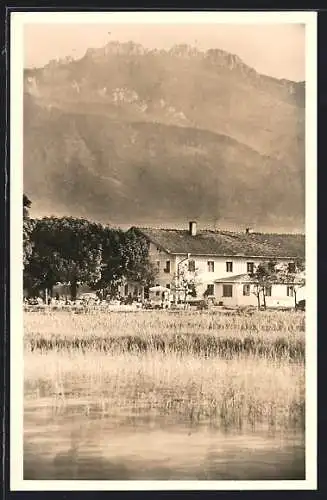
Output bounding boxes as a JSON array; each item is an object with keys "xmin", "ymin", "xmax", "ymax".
[{"xmin": 24, "ymin": 399, "xmax": 305, "ymax": 481}]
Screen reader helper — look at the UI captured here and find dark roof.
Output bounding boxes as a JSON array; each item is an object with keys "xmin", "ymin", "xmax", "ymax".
[{"xmin": 131, "ymin": 227, "xmax": 305, "ymax": 259}]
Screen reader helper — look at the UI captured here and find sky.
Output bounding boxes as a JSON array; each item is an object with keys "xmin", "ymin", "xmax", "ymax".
[{"xmin": 24, "ymin": 22, "xmax": 305, "ymax": 81}]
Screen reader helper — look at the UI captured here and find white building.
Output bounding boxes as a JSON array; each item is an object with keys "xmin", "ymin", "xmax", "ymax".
[
  {"xmin": 214, "ymin": 273, "xmax": 305, "ymax": 308},
  {"xmin": 124, "ymin": 221, "xmax": 305, "ymax": 307}
]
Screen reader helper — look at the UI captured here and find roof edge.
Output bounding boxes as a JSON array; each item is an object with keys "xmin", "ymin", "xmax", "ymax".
[
  {"xmin": 129, "ymin": 227, "xmax": 305, "ymax": 259},
  {"xmin": 215, "ymin": 275, "xmax": 305, "ymax": 284},
  {"xmin": 129, "ymin": 227, "xmax": 172, "ymax": 255}
]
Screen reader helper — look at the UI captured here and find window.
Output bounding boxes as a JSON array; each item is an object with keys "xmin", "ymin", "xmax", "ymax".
[
  {"xmin": 124, "ymin": 284, "xmax": 128, "ymax": 295},
  {"xmin": 223, "ymin": 284, "xmax": 233, "ymax": 297},
  {"xmin": 226, "ymin": 261, "xmax": 233, "ymax": 273},
  {"xmin": 207, "ymin": 261, "xmax": 215, "ymax": 273},
  {"xmin": 164, "ymin": 260, "xmax": 171, "ymax": 273},
  {"xmin": 247, "ymin": 262, "xmax": 254, "ymax": 274},
  {"xmin": 166, "ymin": 284, "xmax": 170, "ymax": 289},
  {"xmin": 287, "ymin": 286, "xmax": 294, "ymax": 297},
  {"xmin": 265, "ymin": 286, "xmax": 272, "ymax": 297},
  {"xmin": 188, "ymin": 260, "xmax": 196, "ymax": 272},
  {"xmin": 206, "ymin": 284, "xmax": 214, "ymax": 296},
  {"xmin": 268, "ymin": 261, "xmax": 275, "ymax": 272},
  {"xmin": 243, "ymin": 284, "xmax": 250, "ymax": 296},
  {"xmin": 288, "ymin": 262, "xmax": 296, "ymax": 273}
]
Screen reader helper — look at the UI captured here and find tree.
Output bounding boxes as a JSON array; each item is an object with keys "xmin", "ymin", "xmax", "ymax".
[
  {"xmin": 23, "ymin": 194, "xmax": 35, "ymax": 268},
  {"xmin": 174, "ymin": 261, "xmax": 199, "ymax": 308},
  {"xmin": 120, "ymin": 229, "xmax": 158, "ymax": 287},
  {"xmin": 24, "ymin": 217, "xmax": 103, "ymax": 300},
  {"xmin": 23, "ymin": 194, "xmax": 31, "ymax": 218},
  {"xmin": 24, "ymin": 219, "xmax": 161, "ymax": 301},
  {"xmin": 249, "ymin": 260, "xmax": 278, "ymax": 310},
  {"xmin": 23, "ymin": 247, "xmax": 64, "ymax": 298},
  {"xmin": 93, "ymin": 226, "xmax": 126, "ymax": 298},
  {"xmin": 275, "ymin": 260, "xmax": 305, "ymax": 308}
]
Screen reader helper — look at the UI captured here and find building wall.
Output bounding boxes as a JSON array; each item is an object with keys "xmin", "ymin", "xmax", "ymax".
[
  {"xmin": 147, "ymin": 244, "xmax": 294, "ymax": 298},
  {"xmin": 215, "ymin": 283, "xmax": 256, "ymax": 307},
  {"xmin": 215, "ymin": 282, "xmax": 297, "ymax": 308},
  {"xmin": 148, "ymin": 243, "xmax": 179, "ymax": 289},
  {"xmin": 189, "ymin": 255, "xmax": 292, "ymax": 281}
]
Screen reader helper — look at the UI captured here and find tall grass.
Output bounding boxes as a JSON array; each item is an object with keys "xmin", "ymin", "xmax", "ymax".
[
  {"xmin": 24, "ymin": 350, "xmax": 304, "ymax": 432},
  {"xmin": 24, "ymin": 310, "xmax": 305, "ymax": 433},
  {"xmin": 24, "ymin": 309, "xmax": 305, "ymax": 336},
  {"xmin": 24, "ymin": 310, "xmax": 305, "ymax": 360}
]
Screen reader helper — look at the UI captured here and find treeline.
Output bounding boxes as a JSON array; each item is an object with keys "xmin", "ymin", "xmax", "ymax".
[{"xmin": 23, "ymin": 195, "xmax": 156, "ymax": 300}]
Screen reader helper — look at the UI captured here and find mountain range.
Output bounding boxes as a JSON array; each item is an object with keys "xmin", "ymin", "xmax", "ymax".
[{"xmin": 23, "ymin": 41, "xmax": 305, "ymax": 232}]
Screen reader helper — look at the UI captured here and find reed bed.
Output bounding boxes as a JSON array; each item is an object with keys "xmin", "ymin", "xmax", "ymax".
[
  {"xmin": 24, "ymin": 309, "xmax": 305, "ymax": 335},
  {"xmin": 24, "ymin": 309, "xmax": 305, "ymax": 432},
  {"xmin": 24, "ymin": 351, "xmax": 304, "ymax": 432},
  {"xmin": 24, "ymin": 310, "xmax": 305, "ymax": 360},
  {"xmin": 26, "ymin": 332, "xmax": 304, "ymax": 361}
]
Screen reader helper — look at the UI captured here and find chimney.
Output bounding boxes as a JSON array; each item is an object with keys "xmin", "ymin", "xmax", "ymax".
[{"xmin": 189, "ymin": 221, "xmax": 197, "ymax": 236}]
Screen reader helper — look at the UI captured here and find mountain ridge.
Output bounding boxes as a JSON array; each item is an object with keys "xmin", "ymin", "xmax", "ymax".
[{"xmin": 23, "ymin": 41, "xmax": 305, "ymax": 232}]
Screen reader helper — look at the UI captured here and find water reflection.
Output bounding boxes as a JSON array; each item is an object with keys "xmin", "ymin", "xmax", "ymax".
[{"xmin": 24, "ymin": 400, "xmax": 305, "ymax": 480}]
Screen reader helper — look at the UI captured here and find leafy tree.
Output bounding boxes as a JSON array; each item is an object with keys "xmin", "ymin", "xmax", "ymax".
[
  {"xmin": 23, "ymin": 248, "xmax": 63, "ymax": 298},
  {"xmin": 121, "ymin": 229, "xmax": 158, "ymax": 287},
  {"xmin": 23, "ymin": 194, "xmax": 35, "ymax": 268},
  {"xmin": 173, "ymin": 260, "xmax": 198, "ymax": 307},
  {"xmin": 24, "ymin": 220, "xmax": 160, "ymax": 301},
  {"xmin": 275, "ymin": 260, "xmax": 305, "ymax": 308},
  {"xmin": 249, "ymin": 260, "xmax": 278, "ymax": 310},
  {"xmin": 93, "ymin": 227, "xmax": 126, "ymax": 298},
  {"xmin": 24, "ymin": 217, "xmax": 103, "ymax": 300}
]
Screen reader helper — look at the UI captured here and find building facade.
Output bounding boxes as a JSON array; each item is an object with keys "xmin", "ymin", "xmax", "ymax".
[
  {"xmin": 214, "ymin": 274, "xmax": 305, "ymax": 308},
  {"xmin": 125, "ymin": 221, "xmax": 305, "ymax": 307}
]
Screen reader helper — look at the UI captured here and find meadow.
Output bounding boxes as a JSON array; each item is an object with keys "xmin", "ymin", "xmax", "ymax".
[{"xmin": 24, "ymin": 309, "xmax": 305, "ymax": 434}]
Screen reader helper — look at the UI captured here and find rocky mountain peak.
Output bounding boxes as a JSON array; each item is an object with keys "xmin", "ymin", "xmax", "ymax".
[{"xmin": 23, "ymin": 40, "xmax": 305, "ymax": 231}]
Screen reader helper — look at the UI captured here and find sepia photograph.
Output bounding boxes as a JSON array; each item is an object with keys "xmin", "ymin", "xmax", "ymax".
[{"xmin": 10, "ymin": 11, "xmax": 317, "ymax": 490}]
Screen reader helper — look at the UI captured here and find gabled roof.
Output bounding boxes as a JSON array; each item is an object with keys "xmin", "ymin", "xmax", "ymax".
[{"xmin": 131, "ymin": 227, "xmax": 305, "ymax": 259}]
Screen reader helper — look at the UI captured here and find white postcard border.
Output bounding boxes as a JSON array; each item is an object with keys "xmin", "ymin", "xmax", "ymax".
[{"xmin": 10, "ymin": 10, "xmax": 317, "ymax": 491}]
